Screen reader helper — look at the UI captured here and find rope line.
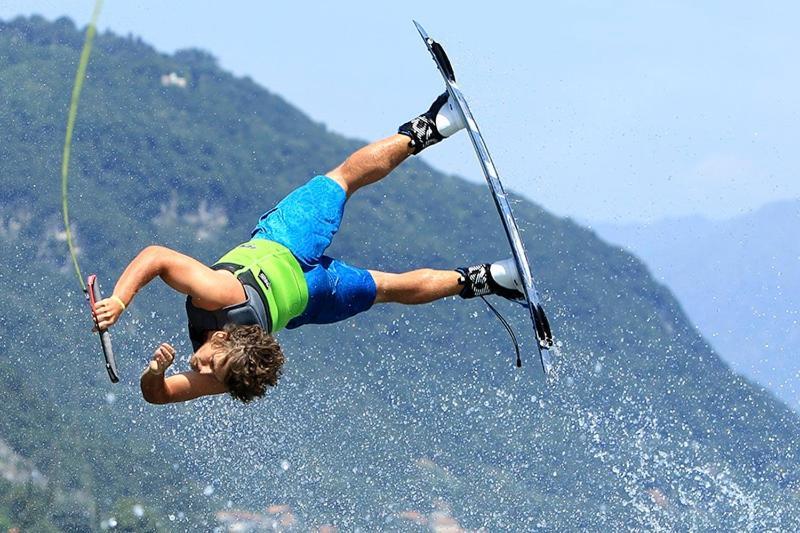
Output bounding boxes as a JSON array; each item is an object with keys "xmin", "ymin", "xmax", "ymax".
[
  {"xmin": 61, "ymin": 0, "xmax": 104, "ymax": 292},
  {"xmin": 480, "ymin": 296, "xmax": 522, "ymax": 368}
]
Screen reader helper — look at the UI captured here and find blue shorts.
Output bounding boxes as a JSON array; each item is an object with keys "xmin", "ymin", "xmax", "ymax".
[{"xmin": 250, "ymin": 175, "xmax": 377, "ymax": 329}]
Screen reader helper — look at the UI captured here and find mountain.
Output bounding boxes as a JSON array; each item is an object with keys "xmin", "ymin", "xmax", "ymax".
[
  {"xmin": 1, "ymin": 15, "xmax": 799, "ymax": 531},
  {"xmin": 591, "ymin": 199, "xmax": 800, "ymax": 409}
]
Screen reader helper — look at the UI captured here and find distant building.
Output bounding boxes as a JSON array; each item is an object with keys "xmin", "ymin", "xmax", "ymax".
[
  {"xmin": 215, "ymin": 505, "xmax": 300, "ymax": 531},
  {"xmin": 215, "ymin": 510, "xmax": 268, "ymax": 532},
  {"xmin": 161, "ymin": 72, "xmax": 188, "ymax": 88}
]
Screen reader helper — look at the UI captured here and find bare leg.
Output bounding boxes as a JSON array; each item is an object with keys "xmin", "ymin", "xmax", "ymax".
[
  {"xmin": 326, "ymin": 134, "xmax": 413, "ymax": 197},
  {"xmin": 369, "ymin": 269, "xmax": 462, "ymax": 305}
]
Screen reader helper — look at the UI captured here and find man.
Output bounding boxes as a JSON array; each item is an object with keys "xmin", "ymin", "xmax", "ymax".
[{"xmin": 93, "ymin": 93, "xmax": 524, "ymax": 404}]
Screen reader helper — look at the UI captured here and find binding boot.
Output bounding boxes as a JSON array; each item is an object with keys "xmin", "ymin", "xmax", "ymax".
[
  {"xmin": 455, "ymin": 258, "xmax": 524, "ymax": 301},
  {"xmin": 398, "ymin": 92, "xmax": 466, "ymax": 154}
]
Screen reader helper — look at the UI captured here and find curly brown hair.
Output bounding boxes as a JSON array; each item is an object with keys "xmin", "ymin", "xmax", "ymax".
[{"xmin": 214, "ymin": 324, "xmax": 285, "ymax": 403}]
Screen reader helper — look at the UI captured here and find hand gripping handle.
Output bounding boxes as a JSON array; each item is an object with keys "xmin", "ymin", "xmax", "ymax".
[{"xmin": 87, "ymin": 274, "xmax": 120, "ymax": 383}]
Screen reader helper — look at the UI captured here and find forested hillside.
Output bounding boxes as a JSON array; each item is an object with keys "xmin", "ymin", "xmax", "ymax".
[
  {"xmin": 593, "ymin": 200, "xmax": 800, "ymax": 410},
  {"xmin": 1, "ymin": 16, "xmax": 798, "ymax": 531}
]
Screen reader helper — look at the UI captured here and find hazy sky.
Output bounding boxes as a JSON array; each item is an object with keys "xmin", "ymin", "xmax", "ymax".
[{"xmin": 3, "ymin": 1, "xmax": 799, "ymax": 223}]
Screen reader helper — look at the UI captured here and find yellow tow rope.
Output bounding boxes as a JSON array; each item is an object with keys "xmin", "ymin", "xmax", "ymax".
[{"xmin": 61, "ymin": 0, "xmax": 104, "ymax": 292}]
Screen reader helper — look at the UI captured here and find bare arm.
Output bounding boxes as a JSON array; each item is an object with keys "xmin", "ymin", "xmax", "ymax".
[
  {"xmin": 95, "ymin": 245, "xmax": 243, "ymax": 330},
  {"xmin": 141, "ymin": 370, "xmax": 228, "ymax": 404},
  {"xmin": 140, "ymin": 342, "xmax": 227, "ymax": 404}
]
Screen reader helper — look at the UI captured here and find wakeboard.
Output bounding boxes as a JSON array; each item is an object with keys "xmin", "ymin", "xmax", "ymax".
[
  {"xmin": 413, "ymin": 21, "xmax": 555, "ymax": 374},
  {"xmin": 87, "ymin": 274, "xmax": 120, "ymax": 383}
]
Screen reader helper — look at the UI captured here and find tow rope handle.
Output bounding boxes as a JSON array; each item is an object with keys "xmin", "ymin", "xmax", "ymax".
[{"xmin": 87, "ymin": 275, "xmax": 120, "ymax": 383}]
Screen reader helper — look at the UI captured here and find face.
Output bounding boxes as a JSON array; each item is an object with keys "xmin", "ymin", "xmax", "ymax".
[{"xmin": 189, "ymin": 337, "xmax": 233, "ymax": 383}]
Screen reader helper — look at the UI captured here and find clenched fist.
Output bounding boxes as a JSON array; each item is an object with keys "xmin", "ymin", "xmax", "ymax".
[{"xmin": 148, "ymin": 343, "xmax": 176, "ymax": 375}]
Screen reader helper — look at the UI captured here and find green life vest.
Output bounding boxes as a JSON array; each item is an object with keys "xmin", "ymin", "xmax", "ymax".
[{"xmin": 213, "ymin": 239, "xmax": 309, "ymax": 333}]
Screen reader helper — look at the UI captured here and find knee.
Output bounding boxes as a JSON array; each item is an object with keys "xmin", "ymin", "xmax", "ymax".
[
  {"xmin": 325, "ymin": 168, "xmax": 351, "ymax": 196},
  {"xmin": 369, "ymin": 270, "xmax": 398, "ymax": 304}
]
